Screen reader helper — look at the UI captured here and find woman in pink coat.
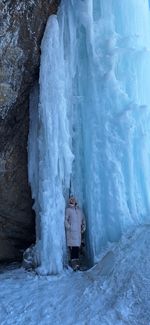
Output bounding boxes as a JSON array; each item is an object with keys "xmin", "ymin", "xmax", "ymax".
[{"xmin": 65, "ymin": 196, "xmax": 86, "ymax": 270}]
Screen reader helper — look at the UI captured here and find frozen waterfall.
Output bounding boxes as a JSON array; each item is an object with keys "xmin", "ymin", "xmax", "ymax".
[{"xmin": 28, "ymin": 0, "xmax": 150, "ymax": 274}]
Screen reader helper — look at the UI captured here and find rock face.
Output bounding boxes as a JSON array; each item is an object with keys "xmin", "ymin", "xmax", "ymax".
[{"xmin": 0, "ymin": 0, "xmax": 60, "ymax": 261}]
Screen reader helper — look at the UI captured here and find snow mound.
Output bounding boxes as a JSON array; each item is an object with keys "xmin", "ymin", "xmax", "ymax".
[{"xmin": 87, "ymin": 225, "xmax": 150, "ymax": 324}]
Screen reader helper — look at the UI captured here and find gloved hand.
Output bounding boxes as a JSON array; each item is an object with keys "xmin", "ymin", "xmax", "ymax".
[{"xmin": 81, "ymin": 225, "xmax": 86, "ymax": 234}]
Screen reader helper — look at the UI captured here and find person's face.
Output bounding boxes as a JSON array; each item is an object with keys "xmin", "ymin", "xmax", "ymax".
[{"xmin": 70, "ymin": 198, "xmax": 76, "ymax": 205}]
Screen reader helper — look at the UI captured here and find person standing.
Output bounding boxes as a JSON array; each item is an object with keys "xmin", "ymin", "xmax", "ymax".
[{"xmin": 65, "ymin": 196, "xmax": 86, "ymax": 270}]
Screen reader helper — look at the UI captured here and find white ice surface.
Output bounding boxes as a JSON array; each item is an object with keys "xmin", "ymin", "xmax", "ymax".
[{"xmin": 1, "ymin": 226, "xmax": 150, "ymax": 325}]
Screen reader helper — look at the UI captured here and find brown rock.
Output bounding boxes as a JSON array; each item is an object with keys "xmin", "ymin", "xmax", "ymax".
[{"xmin": 0, "ymin": 0, "xmax": 60, "ymax": 261}]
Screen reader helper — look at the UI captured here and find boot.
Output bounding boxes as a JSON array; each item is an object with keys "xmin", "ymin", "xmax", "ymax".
[{"xmin": 71, "ymin": 259, "xmax": 80, "ymax": 271}]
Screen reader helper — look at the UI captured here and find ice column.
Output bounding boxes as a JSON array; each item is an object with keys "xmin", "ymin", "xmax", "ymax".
[{"xmin": 29, "ymin": 15, "xmax": 74, "ymax": 274}]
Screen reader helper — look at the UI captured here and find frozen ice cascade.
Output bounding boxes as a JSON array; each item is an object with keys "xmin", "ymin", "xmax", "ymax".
[{"xmin": 28, "ymin": 0, "xmax": 150, "ymax": 274}]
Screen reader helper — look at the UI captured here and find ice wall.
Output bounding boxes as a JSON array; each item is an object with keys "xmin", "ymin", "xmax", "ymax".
[
  {"xmin": 71, "ymin": 0, "xmax": 150, "ymax": 261},
  {"xmin": 29, "ymin": 0, "xmax": 150, "ymax": 273}
]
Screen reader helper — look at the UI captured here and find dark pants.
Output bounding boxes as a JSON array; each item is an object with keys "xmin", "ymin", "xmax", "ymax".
[{"xmin": 69, "ymin": 247, "xmax": 79, "ymax": 259}]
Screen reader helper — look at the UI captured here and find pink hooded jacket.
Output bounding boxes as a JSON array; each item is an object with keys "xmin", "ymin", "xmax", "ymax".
[{"xmin": 65, "ymin": 205, "xmax": 86, "ymax": 247}]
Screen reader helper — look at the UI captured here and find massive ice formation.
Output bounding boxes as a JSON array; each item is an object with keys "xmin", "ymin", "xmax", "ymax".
[{"xmin": 28, "ymin": 0, "xmax": 150, "ymax": 274}]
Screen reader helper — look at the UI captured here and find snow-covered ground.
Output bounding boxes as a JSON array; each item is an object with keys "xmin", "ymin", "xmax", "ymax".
[{"xmin": 0, "ymin": 225, "xmax": 150, "ymax": 325}]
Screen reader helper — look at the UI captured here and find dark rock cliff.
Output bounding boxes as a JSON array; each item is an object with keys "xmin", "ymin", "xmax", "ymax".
[{"xmin": 0, "ymin": 0, "xmax": 60, "ymax": 261}]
